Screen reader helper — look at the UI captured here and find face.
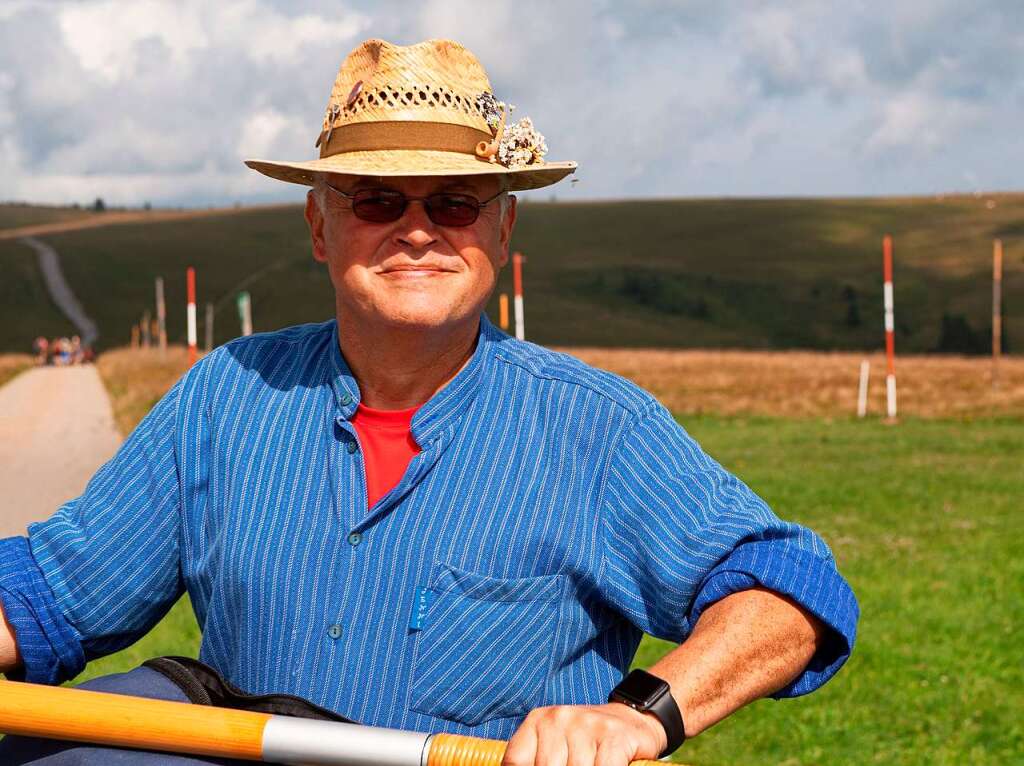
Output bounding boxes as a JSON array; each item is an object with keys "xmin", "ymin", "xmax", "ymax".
[{"xmin": 305, "ymin": 173, "xmax": 517, "ymax": 334}]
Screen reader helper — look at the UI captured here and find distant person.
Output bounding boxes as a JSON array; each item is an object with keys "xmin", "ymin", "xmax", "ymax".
[
  {"xmin": 32, "ymin": 336, "xmax": 48, "ymax": 366},
  {"xmin": 70, "ymin": 335, "xmax": 82, "ymax": 365},
  {"xmin": 0, "ymin": 39, "xmax": 857, "ymax": 766}
]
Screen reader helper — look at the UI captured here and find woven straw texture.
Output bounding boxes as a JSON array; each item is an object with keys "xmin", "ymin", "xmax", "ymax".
[{"xmin": 245, "ymin": 38, "xmax": 576, "ymax": 191}]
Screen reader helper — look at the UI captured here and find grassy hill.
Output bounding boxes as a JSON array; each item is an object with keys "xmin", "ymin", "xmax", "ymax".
[{"xmin": 1, "ymin": 193, "xmax": 1021, "ymax": 353}]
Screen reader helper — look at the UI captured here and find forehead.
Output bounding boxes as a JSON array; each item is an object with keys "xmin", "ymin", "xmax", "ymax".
[{"xmin": 324, "ymin": 173, "xmax": 502, "ymax": 196}]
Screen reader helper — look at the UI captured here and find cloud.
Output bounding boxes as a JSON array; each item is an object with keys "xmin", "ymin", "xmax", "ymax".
[{"xmin": 1, "ymin": 0, "xmax": 1021, "ymax": 205}]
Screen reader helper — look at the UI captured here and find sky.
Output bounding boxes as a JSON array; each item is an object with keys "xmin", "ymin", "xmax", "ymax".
[{"xmin": 1, "ymin": 0, "xmax": 1021, "ymax": 206}]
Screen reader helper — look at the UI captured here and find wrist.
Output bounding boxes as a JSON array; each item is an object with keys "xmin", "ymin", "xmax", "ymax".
[{"xmin": 608, "ymin": 700, "xmax": 669, "ymax": 752}]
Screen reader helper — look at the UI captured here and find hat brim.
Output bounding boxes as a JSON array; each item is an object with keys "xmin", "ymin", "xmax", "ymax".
[{"xmin": 245, "ymin": 149, "xmax": 576, "ymax": 192}]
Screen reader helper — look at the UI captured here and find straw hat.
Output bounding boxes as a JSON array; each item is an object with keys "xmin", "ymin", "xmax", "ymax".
[{"xmin": 245, "ymin": 38, "xmax": 577, "ymax": 191}]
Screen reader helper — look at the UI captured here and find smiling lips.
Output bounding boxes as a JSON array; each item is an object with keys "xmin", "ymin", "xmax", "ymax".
[{"xmin": 380, "ymin": 264, "xmax": 456, "ymax": 275}]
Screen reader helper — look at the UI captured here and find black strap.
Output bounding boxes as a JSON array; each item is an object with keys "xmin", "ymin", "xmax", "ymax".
[{"xmin": 143, "ymin": 656, "xmax": 356, "ymax": 723}]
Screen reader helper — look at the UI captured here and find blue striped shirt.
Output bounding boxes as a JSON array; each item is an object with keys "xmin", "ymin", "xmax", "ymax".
[{"xmin": 0, "ymin": 316, "xmax": 857, "ymax": 737}]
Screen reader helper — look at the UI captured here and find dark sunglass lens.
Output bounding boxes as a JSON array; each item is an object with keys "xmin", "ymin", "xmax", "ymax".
[
  {"xmin": 352, "ymin": 190, "xmax": 406, "ymax": 222},
  {"xmin": 426, "ymin": 193, "xmax": 480, "ymax": 226}
]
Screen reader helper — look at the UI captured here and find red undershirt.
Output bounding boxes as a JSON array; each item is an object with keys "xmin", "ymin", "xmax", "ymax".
[{"xmin": 350, "ymin": 403, "xmax": 422, "ymax": 509}]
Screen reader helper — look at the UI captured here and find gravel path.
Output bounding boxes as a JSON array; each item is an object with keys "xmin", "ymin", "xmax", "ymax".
[
  {"xmin": 0, "ymin": 366, "xmax": 122, "ymax": 536},
  {"xmin": 20, "ymin": 236, "xmax": 100, "ymax": 347}
]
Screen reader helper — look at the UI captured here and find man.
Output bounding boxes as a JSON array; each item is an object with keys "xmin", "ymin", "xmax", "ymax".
[{"xmin": 0, "ymin": 39, "xmax": 857, "ymax": 765}]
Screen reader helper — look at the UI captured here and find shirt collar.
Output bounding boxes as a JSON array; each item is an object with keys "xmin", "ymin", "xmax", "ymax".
[{"xmin": 328, "ymin": 315, "xmax": 495, "ymax": 446}]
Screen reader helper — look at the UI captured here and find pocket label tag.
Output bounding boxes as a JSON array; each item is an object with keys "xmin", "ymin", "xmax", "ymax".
[{"xmin": 409, "ymin": 586, "xmax": 435, "ymax": 631}]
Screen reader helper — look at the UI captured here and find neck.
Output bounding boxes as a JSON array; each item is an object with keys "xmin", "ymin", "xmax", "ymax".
[{"xmin": 337, "ymin": 316, "xmax": 480, "ymax": 410}]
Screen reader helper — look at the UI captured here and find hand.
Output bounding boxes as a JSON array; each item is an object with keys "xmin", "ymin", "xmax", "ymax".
[{"xmin": 502, "ymin": 702, "xmax": 668, "ymax": 766}]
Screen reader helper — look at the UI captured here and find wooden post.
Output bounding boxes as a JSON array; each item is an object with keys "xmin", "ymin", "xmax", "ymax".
[
  {"xmin": 130, "ymin": 324, "xmax": 140, "ymax": 349},
  {"xmin": 512, "ymin": 252, "xmax": 526, "ymax": 341},
  {"xmin": 205, "ymin": 302, "xmax": 215, "ymax": 353},
  {"xmin": 993, "ymin": 239, "xmax": 1003, "ymax": 388},
  {"xmin": 883, "ymin": 236, "xmax": 897, "ymax": 420},
  {"xmin": 857, "ymin": 359, "xmax": 870, "ymax": 418},
  {"xmin": 499, "ymin": 293, "xmax": 510, "ymax": 331},
  {"xmin": 155, "ymin": 277, "xmax": 167, "ymax": 355},
  {"xmin": 186, "ymin": 267, "xmax": 197, "ymax": 367}
]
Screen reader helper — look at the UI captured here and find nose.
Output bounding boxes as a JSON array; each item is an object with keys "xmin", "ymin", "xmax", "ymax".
[{"xmin": 395, "ymin": 199, "xmax": 439, "ymax": 250}]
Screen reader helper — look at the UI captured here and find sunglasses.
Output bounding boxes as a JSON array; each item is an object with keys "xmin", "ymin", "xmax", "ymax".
[{"xmin": 324, "ymin": 185, "xmax": 505, "ymax": 227}]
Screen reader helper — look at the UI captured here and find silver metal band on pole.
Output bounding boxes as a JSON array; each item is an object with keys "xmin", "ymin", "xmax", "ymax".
[{"xmin": 261, "ymin": 716, "xmax": 432, "ymax": 766}]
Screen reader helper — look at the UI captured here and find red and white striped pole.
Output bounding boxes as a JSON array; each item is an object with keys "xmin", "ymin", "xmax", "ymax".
[
  {"xmin": 186, "ymin": 266, "xmax": 197, "ymax": 367},
  {"xmin": 882, "ymin": 235, "xmax": 897, "ymax": 419},
  {"xmin": 512, "ymin": 252, "xmax": 526, "ymax": 341}
]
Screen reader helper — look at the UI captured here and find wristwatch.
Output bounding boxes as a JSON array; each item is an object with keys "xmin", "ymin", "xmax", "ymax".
[{"xmin": 607, "ymin": 669, "xmax": 686, "ymax": 757}]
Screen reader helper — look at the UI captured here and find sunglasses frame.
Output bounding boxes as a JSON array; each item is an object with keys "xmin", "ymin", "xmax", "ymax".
[{"xmin": 323, "ymin": 184, "xmax": 506, "ymax": 227}]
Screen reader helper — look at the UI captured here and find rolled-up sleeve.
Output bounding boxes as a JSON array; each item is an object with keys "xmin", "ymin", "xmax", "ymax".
[
  {"xmin": 3, "ymin": 375, "xmax": 192, "ymax": 684},
  {"xmin": 599, "ymin": 401, "xmax": 858, "ymax": 697}
]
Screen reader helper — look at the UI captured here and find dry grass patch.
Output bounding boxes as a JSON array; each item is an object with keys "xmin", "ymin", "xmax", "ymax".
[
  {"xmin": 96, "ymin": 346, "xmax": 195, "ymax": 435},
  {"xmin": 558, "ymin": 348, "xmax": 1024, "ymax": 419},
  {"xmin": 0, "ymin": 354, "xmax": 33, "ymax": 388}
]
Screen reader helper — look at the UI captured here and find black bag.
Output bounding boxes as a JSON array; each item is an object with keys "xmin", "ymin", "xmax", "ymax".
[{"xmin": 143, "ymin": 656, "xmax": 356, "ymax": 723}]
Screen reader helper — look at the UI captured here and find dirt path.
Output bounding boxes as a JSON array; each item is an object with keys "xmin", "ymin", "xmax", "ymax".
[
  {"xmin": 0, "ymin": 366, "xmax": 121, "ymax": 537},
  {"xmin": 20, "ymin": 236, "xmax": 100, "ymax": 347}
]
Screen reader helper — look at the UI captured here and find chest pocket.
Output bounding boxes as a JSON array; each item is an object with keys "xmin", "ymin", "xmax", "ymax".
[{"xmin": 408, "ymin": 562, "xmax": 568, "ymax": 726}]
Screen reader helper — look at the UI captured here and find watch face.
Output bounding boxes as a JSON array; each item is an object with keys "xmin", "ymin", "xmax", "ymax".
[{"xmin": 619, "ymin": 669, "xmax": 668, "ymax": 706}]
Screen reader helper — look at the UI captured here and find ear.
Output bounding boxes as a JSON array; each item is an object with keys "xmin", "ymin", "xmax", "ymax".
[
  {"xmin": 497, "ymin": 193, "xmax": 517, "ymax": 268},
  {"xmin": 305, "ymin": 190, "xmax": 328, "ymax": 263}
]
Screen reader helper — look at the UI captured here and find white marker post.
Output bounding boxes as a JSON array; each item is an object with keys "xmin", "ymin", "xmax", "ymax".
[
  {"xmin": 237, "ymin": 291, "xmax": 253, "ymax": 337},
  {"xmin": 187, "ymin": 267, "xmax": 197, "ymax": 367},
  {"xmin": 882, "ymin": 236, "xmax": 897, "ymax": 420},
  {"xmin": 512, "ymin": 252, "xmax": 526, "ymax": 341}
]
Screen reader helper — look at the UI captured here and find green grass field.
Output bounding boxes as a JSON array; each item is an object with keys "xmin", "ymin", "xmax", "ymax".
[
  {"xmin": 2, "ymin": 194, "xmax": 1021, "ymax": 354},
  {"xmin": 73, "ymin": 414, "xmax": 1023, "ymax": 765}
]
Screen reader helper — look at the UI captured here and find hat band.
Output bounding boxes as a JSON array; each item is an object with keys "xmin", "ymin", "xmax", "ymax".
[{"xmin": 320, "ymin": 121, "xmax": 494, "ymax": 159}]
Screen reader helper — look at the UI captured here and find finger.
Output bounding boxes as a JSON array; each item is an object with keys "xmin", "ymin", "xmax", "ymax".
[
  {"xmin": 565, "ymin": 729, "xmax": 598, "ymax": 766},
  {"xmin": 534, "ymin": 714, "xmax": 570, "ymax": 766},
  {"xmin": 594, "ymin": 738, "xmax": 629, "ymax": 766},
  {"xmin": 504, "ymin": 716, "xmax": 539, "ymax": 766}
]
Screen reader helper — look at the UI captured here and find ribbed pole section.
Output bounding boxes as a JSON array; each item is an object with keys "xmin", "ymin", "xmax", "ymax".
[
  {"xmin": 512, "ymin": 252, "xmax": 526, "ymax": 341},
  {"xmin": 187, "ymin": 266, "xmax": 197, "ymax": 367},
  {"xmin": 882, "ymin": 235, "xmax": 897, "ymax": 420}
]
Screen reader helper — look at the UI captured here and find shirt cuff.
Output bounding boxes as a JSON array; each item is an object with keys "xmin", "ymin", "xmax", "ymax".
[
  {"xmin": 0, "ymin": 536, "xmax": 85, "ymax": 684},
  {"xmin": 688, "ymin": 540, "xmax": 859, "ymax": 698}
]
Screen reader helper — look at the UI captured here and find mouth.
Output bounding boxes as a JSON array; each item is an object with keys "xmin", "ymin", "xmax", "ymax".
[{"xmin": 379, "ymin": 265, "xmax": 457, "ymax": 276}]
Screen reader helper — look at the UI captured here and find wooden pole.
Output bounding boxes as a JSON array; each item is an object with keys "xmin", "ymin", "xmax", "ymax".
[
  {"xmin": 512, "ymin": 252, "xmax": 526, "ymax": 341},
  {"xmin": 857, "ymin": 359, "xmax": 870, "ymax": 418},
  {"xmin": 883, "ymin": 235, "xmax": 897, "ymax": 420},
  {"xmin": 993, "ymin": 239, "xmax": 1003, "ymax": 388},
  {"xmin": 205, "ymin": 302, "xmax": 215, "ymax": 353},
  {"xmin": 130, "ymin": 324, "xmax": 139, "ymax": 349},
  {"xmin": 499, "ymin": 293, "xmax": 510, "ymax": 331},
  {"xmin": 0, "ymin": 679, "xmax": 662, "ymax": 766},
  {"xmin": 186, "ymin": 267, "xmax": 197, "ymax": 367},
  {"xmin": 155, "ymin": 276, "xmax": 167, "ymax": 355}
]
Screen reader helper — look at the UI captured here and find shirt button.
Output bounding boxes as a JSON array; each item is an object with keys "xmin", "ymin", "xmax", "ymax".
[
  {"xmin": 347, "ymin": 531, "xmax": 362, "ymax": 546},
  {"xmin": 327, "ymin": 624, "xmax": 343, "ymax": 640},
  {"xmin": 340, "ymin": 393, "xmax": 353, "ymax": 406},
  {"xmin": 346, "ymin": 441, "xmax": 358, "ymax": 454}
]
